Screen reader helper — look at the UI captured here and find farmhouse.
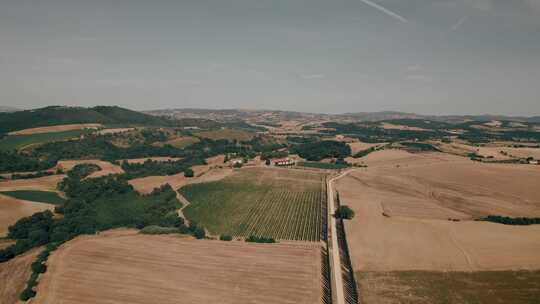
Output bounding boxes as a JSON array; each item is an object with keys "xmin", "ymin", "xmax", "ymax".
[
  {"xmin": 273, "ymin": 158, "xmax": 295, "ymax": 166},
  {"xmin": 229, "ymin": 159, "xmax": 244, "ymax": 167}
]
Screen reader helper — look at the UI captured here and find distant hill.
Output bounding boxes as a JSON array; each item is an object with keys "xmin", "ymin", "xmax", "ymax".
[
  {"xmin": 343, "ymin": 111, "xmax": 540, "ymax": 123},
  {"xmin": 0, "ymin": 106, "xmax": 169, "ymax": 134},
  {"xmin": 342, "ymin": 111, "xmax": 423, "ymax": 121},
  {"xmin": 0, "ymin": 106, "xmax": 21, "ymax": 113}
]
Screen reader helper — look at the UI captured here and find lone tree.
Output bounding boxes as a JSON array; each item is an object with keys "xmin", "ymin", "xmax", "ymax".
[
  {"xmin": 334, "ymin": 205, "xmax": 355, "ymax": 220},
  {"xmin": 184, "ymin": 168, "xmax": 194, "ymax": 178}
]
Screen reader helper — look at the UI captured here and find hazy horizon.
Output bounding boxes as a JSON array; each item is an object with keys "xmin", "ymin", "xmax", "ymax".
[{"xmin": 1, "ymin": 0, "xmax": 539, "ymax": 116}]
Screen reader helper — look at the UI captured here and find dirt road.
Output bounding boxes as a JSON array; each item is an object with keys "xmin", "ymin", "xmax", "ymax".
[{"xmin": 328, "ymin": 170, "xmax": 353, "ymax": 304}]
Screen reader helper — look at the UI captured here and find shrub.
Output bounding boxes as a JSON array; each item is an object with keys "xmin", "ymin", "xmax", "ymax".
[
  {"xmin": 245, "ymin": 235, "xmax": 276, "ymax": 243},
  {"xmin": 19, "ymin": 288, "xmax": 36, "ymax": 301},
  {"xmin": 335, "ymin": 205, "xmax": 355, "ymax": 220},
  {"xmin": 184, "ymin": 168, "xmax": 194, "ymax": 177},
  {"xmin": 220, "ymin": 235, "xmax": 233, "ymax": 241},
  {"xmin": 31, "ymin": 261, "xmax": 47, "ymax": 274},
  {"xmin": 192, "ymin": 227, "xmax": 206, "ymax": 239}
]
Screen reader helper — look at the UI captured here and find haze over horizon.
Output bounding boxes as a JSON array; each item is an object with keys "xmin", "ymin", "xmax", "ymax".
[{"xmin": 1, "ymin": 0, "xmax": 539, "ymax": 116}]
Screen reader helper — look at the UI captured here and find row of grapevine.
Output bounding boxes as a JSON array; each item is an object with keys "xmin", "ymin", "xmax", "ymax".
[{"xmin": 232, "ymin": 188, "xmax": 322, "ymax": 241}]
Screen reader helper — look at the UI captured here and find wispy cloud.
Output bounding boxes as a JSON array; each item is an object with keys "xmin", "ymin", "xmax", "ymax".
[
  {"xmin": 300, "ymin": 73, "xmax": 325, "ymax": 79},
  {"xmin": 359, "ymin": 0, "xmax": 408, "ymax": 23},
  {"xmin": 405, "ymin": 74, "xmax": 433, "ymax": 83},
  {"xmin": 451, "ymin": 16, "xmax": 468, "ymax": 31},
  {"xmin": 407, "ymin": 65, "xmax": 424, "ymax": 72}
]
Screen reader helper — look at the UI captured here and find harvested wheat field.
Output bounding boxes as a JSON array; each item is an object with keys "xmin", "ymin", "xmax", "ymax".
[
  {"xmin": 380, "ymin": 122, "xmax": 429, "ymax": 131},
  {"xmin": 0, "ymin": 194, "xmax": 55, "ymax": 236},
  {"xmin": 57, "ymin": 160, "xmax": 124, "ymax": 178},
  {"xmin": 0, "ymin": 239, "xmax": 15, "ymax": 250},
  {"xmin": 164, "ymin": 136, "xmax": 200, "ymax": 148},
  {"xmin": 347, "ymin": 141, "xmax": 384, "ymax": 155},
  {"xmin": 33, "ymin": 230, "xmax": 322, "ymax": 304},
  {"xmin": 335, "ymin": 151, "xmax": 540, "ymax": 272},
  {"xmin": 8, "ymin": 123, "xmax": 102, "ymax": 135},
  {"xmin": 128, "ymin": 155, "xmax": 228, "ymax": 194},
  {"xmin": 124, "ymin": 156, "xmax": 183, "ymax": 164},
  {"xmin": 0, "ymin": 247, "xmax": 42, "ymax": 304},
  {"xmin": 95, "ymin": 127, "xmax": 134, "ymax": 135},
  {"xmin": 0, "ymin": 175, "xmax": 65, "ymax": 192},
  {"xmin": 436, "ymin": 141, "xmax": 540, "ymax": 160},
  {"xmin": 194, "ymin": 129, "xmax": 254, "ymax": 141}
]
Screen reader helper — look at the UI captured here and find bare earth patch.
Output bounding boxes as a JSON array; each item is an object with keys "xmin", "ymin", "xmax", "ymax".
[
  {"xmin": 33, "ymin": 231, "xmax": 322, "ymax": 304},
  {"xmin": 129, "ymin": 155, "xmax": 228, "ymax": 194},
  {"xmin": 8, "ymin": 123, "xmax": 102, "ymax": 135},
  {"xmin": 0, "ymin": 175, "xmax": 65, "ymax": 192},
  {"xmin": 57, "ymin": 160, "xmax": 124, "ymax": 178},
  {"xmin": 123, "ymin": 157, "xmax": 183, "ymax": 164},
  {"xmin": 358, "ymin": 270, "xmax": 540, "ymax": 304},
  {"xmin": 0, "ymin": 194, "xmax": 55, "ymax": 236},
  {"xmin": 336, "ymin": 151, "xmax": 540, "ymax": 272},
  {"xmin": 380, "ymin": 123, "xmax": 429, "ymax": 131},
  {"xmin": 194, "ymin": 129, "xmax": 254, "ymax": 141},
  {"xmin": 0, "ymin": 247, "xmax": 41, "ymax": 304},
  {"xmin": 347, "ymin": 141, "xmax": 384, "ymax": 155},
  {"xmin": 95, "ymin": 127, "xmax": 135, "ymax": 135}
]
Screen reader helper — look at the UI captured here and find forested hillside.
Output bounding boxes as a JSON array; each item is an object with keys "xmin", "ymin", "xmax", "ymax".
[{"xmin": 0, "ymin": 106, "xmax": 169, "ymax": 134}]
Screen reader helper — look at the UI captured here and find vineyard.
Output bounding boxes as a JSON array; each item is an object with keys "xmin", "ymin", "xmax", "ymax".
[{"xmin": 180, "ymin": 168, "xmax": 326, "ymax": 241}]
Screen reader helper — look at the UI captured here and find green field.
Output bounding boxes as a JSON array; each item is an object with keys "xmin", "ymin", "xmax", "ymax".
[
  {"xmin": 297, "ymin": 161, "xmax": 349, "ymax": 170},
  {"xmin": 0, "ymin": 129, "xmax": 94, "ymax": 151},
  {"xmin": 179, "ymin": 168, "xmax": 326, "ymax": 241},
  {"xmin": 0, "ymin": 190, "xmax": 66, "ymax": 205},
  {"xmin": 91, "ymin": 192, "xmax": 181, "ymax": 229},
  {"xmin": 358, "ymin": 271, "xmax": 540, "ymax": 304}
]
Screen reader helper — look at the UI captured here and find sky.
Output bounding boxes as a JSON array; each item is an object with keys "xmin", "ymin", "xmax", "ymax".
[{"xmin": 1, "ymin": 0, "xmax": 539, "ymax": 115}]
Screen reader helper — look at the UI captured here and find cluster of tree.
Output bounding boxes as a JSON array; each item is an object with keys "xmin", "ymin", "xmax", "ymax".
[
  {"xmin": 1, "ymin": 175, "xmax": 202, "ymax": 264},
  {"xmin": 260, "ymin": 150, "xmax": 288, "ymax": 160},
  {"xmin": 400, "ymin": 142, "xmax": 440, "ymax": 152},
  {"xmin": 121, "ymin": 158, "xmax": 203, "ymax": 179},
  {"xmin": 458, "ymin": 128, "xmax": 540, "ymax": 144},
  {"xmin": 0, "ymin": 210, "xmax": 54, "ymax": 263},
  {"xmin": 244, "ymin": 136, "xmax": 285, "ymax": 153},
  {"xmin": 20, "ymin": 242, "xmax": 59, "ymax": 301},
  {"xmin": 321, "ymin": 122, "xmax": 449, "ymax": 143},
  {"xmin": 0, "ymin": 151, "xmax": 54, "ymax": 173},
  {"xmin": 245, "ymin": 235, "xmax": 276, "ymax": 243},
  {"xmin": 66, "ymin": 163, "xmax": 101, "ymax": 180},
  {"xmin": 0, "ymin": 105, "xmax": 170, "ymax": 134},
  {"xmin": 221, "ymin": 121, "xmax": 267, "ymax": 132},
  {"xmin": 4, "ymin": 131, "xmax": 265, "ymax": 174},
  {"xmin": 11, "ymin": 171, "xmax": 54, "ymax": 180},
  {"xmin": 31, "ymin": 135, "xmax": 185, "ymax": 162},
  {"xmin": 58, "ymin": 173, "xmax": 132, "ymax": 201},
  {"xmin": 482, "ymin": 215, "xmax": 540, "ymax": 226},
  {"xmin": 139, "ymin": 129, "xmax": 169, "ymax": 144},
  {"xmin": 353, "ymin": 146, "xmax": 378, "ymax": 158},
  {"xmin": 286, "ymin": 136, "xmax": 319, "ymax": 144},
  {"xmin": 292, "ymin": 140, "xmax": 351, "ymax": 161}
]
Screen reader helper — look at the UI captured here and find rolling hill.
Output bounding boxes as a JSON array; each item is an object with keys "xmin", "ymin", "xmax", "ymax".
[{"xmin": 0, "ymin": 106, "xmax": 170, "ymax": 134}]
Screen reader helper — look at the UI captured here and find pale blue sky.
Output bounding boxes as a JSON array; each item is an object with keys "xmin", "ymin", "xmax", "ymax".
[{"xmin": 1, "ymin": 0, "xmax": 539, "ymax": 115}]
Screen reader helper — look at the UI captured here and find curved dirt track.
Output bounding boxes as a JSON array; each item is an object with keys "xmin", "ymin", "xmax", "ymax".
[
  {"xmin": 33, "ymin": 230, "xmax": 322, "ymax": 304},
  {"xmin": 57, "ymin": 160, "xmax": 124, "ymax": 178}
]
